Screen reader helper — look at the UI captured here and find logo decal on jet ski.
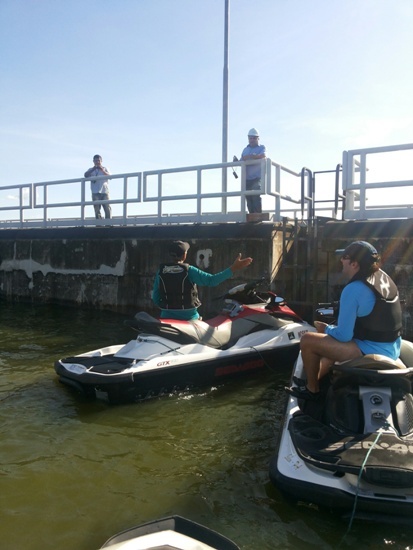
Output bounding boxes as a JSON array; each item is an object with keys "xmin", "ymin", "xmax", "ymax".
[
  {"xmin": 325, "ymin": 440, "xmax": 413, "ymax": 455},
  {"xmin": 215, "ymin": 358, "xmax": 264, "ymax": 376},
  {"xmin": 370, "ymin": 394, "xmax": 383, "ymax": 405},
  {"xmin": 288, "ymin": 332, "xmax": 295, "ymax": 340},
  {"xmin": 157, "ymin": 361, "xmax": 171, "ymax": 366}
]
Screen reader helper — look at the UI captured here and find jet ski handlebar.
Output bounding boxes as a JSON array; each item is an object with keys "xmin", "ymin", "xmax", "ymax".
[
  {"xmin": 214, "ymin": 278, "xmax": 267, "ymax": 300},
  {"xmin": 315, "ymin": 301, "xmax": 339, "ymax": 323}
]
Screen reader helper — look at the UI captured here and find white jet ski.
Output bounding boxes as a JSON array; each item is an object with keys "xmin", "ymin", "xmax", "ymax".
[
  {"xmin": 270, "ymin": 304, "xmax": 413, "ymax": 523},
  {"xmin": 99, "ymin": 515, "xmax": 240, "ymax": 550},
  {"xmin": 55, "ymin": 279, "xmax": 313, "ymax": 404}
]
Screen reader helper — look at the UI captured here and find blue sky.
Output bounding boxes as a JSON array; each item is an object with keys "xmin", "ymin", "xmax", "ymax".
[{"xmin": 1, "ymin": 0, "xmax": 412, "ymax": 190}]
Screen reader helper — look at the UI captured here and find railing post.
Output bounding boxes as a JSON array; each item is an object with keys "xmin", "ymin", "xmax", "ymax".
[
  {"xmin": 342, "ymin": 150, "xmax": 354, "ymax": 214},
  {"xmin": 240, "ymin": 163, "xmax": 247, "ymax": 215},
  {"xmin": 123, "ymin": 177, "xmax": 128, "ymax": 221},
  {"xmin": 197, "ymin": 168, "xmax": 202, "ymax": 220},
  {"xmin": 274, "ymin": 163, "xmax": 281, "ymax": 221},
  {"xmin": 264, "ymin": 158, "xmax": 271, "ymax": 218},
  {"xmin": 157, "ymin": 172, "xmax": 163, "ymax": 223},
  {"xmin": 19, "ymin": 186, "xmax": 24, "ymax": 227},
  {"xmin": 334, "ymin": 164, "xmax": 342, "ymax": 220},
  {"xmin": 359, "ymin": 152, "xmax": 367, "ymax": 218},
  {"xmin": 81, "ymin": 179, "xmax": 86, "ymax": 220},
  {"xmin": 43, "ymin": 184, "xmax": 48, "ymax": 226},
  {"xmin": 301, "ymin": 167, "xmax": 313, "ymax": 221}
]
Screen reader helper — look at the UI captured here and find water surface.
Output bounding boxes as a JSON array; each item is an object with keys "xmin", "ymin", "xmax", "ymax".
[{"xmin": 0, "ymin": 302, "xmax": 412, "ymax": 549}]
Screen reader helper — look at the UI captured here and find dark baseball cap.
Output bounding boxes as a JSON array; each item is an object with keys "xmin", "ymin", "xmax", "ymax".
[
  {"xmin": 168, "ymin": 241, "xmax": 190, "ymax": 258},
  {"xmin": 338, "ymin": 241, "xmax": 378, "ymax": 263}
]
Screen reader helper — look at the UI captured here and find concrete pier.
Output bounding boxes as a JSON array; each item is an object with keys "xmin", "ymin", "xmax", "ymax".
[
  {"xmin": 1, "ymin": 219, "xmax": 413, "ymax": 339},
  {"xmin": 0, "ymin": 223, "xmax": 285, "ymax": 316}
]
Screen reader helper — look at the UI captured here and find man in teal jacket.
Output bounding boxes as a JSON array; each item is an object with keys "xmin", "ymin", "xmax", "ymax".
[{"xmin": 152, "ymin": 241, "xmax": 253, "ymax": 320}]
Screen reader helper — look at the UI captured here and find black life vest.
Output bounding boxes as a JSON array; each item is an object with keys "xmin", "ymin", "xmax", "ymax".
[
  {"xmin": 158, "ymin": 263, "xmax": 201, "ymax": 310},
  {"xmin": 352, "ymin": 269, "xmax": 402, "ymax": 342}
]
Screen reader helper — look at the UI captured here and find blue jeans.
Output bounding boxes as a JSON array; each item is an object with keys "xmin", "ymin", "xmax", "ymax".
[{"xmin": 246, "ymin": 178, "xmax": 262, "ymax": 213}]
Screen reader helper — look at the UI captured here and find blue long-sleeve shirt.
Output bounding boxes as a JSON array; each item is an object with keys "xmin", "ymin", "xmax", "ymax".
[
  {"xmin": 152, "ymin": 265, "xmax": 233, "ymax": 320},
  {"xmin": 325, "ymin": 280, "xmax": 401, "ymax": 359},
  {"xmin": 241, "ymin": 144, "xmax": 266, "ymax": 180}
]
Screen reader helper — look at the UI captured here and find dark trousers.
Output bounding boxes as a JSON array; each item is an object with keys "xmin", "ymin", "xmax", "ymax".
[
  {"xmin": 246, "ymin": 178, "xmax": 262, "ymax": 213},
  {"xmin": 92, "ymin": 193, "xmax": 112, "ymax": 219}
]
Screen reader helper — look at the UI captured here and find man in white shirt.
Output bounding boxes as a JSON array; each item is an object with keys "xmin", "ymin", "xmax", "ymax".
[{"xmin": 84, "ymin": 154, "xmax": 112, "ymax": 219}]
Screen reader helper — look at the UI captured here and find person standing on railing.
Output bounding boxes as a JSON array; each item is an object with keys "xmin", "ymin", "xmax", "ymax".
[
  {"xmin": 84, "ymin": 154, "xmax": 112, "ymax": 219},
  {"xmin": 240, "ymin": 128, "xmax": 266, "ymax": 214},
  {"xmin": 152, "ymin": 240, "xmax": 253, "ymax": 321}
]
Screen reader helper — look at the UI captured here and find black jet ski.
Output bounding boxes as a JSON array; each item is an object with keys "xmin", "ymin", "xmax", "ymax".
[
  {"xmin": 270, "ymin": 304, "xmax": 413, "ymax": 523},
  {"xmin": 55, "ymin": 279, "xmax": 313, "ymax": 404},
  {"xmin": 99, "ymin": 515, "xmax": 240, "ymax": 549}
]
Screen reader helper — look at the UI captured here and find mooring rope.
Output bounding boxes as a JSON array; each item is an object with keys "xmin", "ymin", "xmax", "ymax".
[{"xmin": 339, "ymin": 426, "xmax": 388, "ymax": 547}]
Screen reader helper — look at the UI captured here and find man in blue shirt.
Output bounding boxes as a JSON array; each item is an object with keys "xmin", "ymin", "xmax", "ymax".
[
  {"xmin": 286, "ymin": 241, "xmax": 402, "ymax": 400},
  {"xmin": 240, "ymin": 128, "xmax": 266, "ymax": 214},
  {"xmin": 152, "ymin": 241, "xmax": 253, "ymax": 320}
]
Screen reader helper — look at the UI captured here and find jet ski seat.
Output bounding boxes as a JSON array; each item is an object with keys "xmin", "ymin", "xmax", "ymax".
[
  {"xmin": 126, "ymin": 311, "xmax": 290, "ymax": 349},
  {"xmin": 331, "ymin": 339, "xmax": 413, "ymax": 374}
]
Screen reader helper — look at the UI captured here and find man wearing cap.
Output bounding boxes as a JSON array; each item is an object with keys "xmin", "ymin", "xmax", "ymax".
[
  {"xmin": 286, "ymin": 240, "xmax": 402, "ymax": 400},
  {"xmin": 152, "ymin": 241, "xmax": 253, "ymax": 321},
  {"xmin": 240, "ymin": 128, "xmax": 266, "ymax": 214}
]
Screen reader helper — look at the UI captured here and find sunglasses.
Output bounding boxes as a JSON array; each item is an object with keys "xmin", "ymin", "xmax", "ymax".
[{"xmin": 341, "ymin": 255, "xmax": 351, "ymax": 260}]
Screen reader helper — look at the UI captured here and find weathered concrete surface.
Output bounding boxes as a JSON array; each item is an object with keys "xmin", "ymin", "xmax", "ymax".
[
  {"xmin": 1, "ymin": 220, "xmax": 413, "ymax": 339},
  {"xmin": 0, "ymin": 224, "xmax": 285, "ymax": 316}
]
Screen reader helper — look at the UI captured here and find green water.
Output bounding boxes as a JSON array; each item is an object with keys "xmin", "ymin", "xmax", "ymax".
[{"xmin": 0, "ymin": 302, "xmax": 412, "ymax": 550}]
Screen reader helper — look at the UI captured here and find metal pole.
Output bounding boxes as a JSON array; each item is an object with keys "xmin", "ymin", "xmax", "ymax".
[{"xmin": 222, "ymin": 0, "xmax": 229, "ymax": 212}]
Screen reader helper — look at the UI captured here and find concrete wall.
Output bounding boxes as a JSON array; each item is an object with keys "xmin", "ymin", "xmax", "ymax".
[
  {"xmin": 0, "ymin": 224, "xmax": 284, "ymax": 317},
  {"xmin": 1, "ymin": 219, "xmax": 413, "ymax": 339}
]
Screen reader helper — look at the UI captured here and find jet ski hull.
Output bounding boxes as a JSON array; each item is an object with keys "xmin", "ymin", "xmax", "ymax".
[
  {"xmin": 270, "ymin": 344, "xmax": 413, "ymax": 522},
  {"xmin": 56, "ymin": 336, "xmax": 301, "ymax": 404},
  {"xmin": 55, "ymin": 281, "xmax": 313, "ymax": 404},
  {"xmin": 100, "ymin": 515, "xmax": 240, "ymax": 549}
]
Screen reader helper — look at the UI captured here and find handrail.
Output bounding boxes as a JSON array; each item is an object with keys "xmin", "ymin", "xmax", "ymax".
[
  {"xmin": 342, "ymin": 143, "xmax": 413, "ymax": 220},
  {"xmin": 0, "ymin": 158, "xmax": 312, "ymax": 228},
  {"xmin": 1, "ymin": 143, "xmax": 413, "ymax": 228}
]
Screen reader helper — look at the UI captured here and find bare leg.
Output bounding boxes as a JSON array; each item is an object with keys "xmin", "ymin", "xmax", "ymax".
[
  {"xmin": 319, "ymin": 357, "xmax": 334, "ymax": 380},
  {"xmin": 300, "ymin": 332, "xmax": 362, "ymax": 393}
]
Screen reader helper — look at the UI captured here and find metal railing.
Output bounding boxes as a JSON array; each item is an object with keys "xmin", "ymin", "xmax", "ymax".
[
  {"xmin": 342, "ymin": 143, "xmax": 413, "ymax": 220},
  {"xmin": 1, "ymin": 143, "xmax": 412, "ymax": 228},
  {"xmin": 0, "ymin": 158, "xmax": 319, "ymax": 228}
]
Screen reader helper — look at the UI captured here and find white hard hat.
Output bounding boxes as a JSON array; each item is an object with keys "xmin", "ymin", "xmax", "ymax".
[{"xmin": 248, "ymin": 128, "xmax": 259, "ymax": 137}]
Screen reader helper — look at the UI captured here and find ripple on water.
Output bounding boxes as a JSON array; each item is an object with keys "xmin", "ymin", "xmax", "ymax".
[{"xmin": 1, "ymin": 303, "xmax": 413, "ymax": 549}]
